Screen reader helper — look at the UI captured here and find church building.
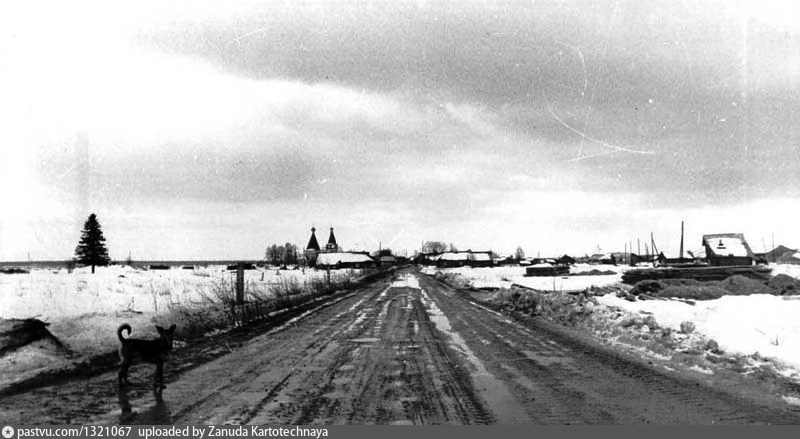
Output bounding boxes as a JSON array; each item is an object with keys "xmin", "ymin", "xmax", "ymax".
[{"xmin": 303, "ymin": 226, "xmax": 375, "ymax": 269}]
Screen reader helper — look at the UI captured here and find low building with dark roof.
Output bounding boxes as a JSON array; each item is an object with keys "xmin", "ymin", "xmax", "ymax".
[
  {"xmin": 315, "ymin": 252, "xmax": 376, "ymax": 269},
  {"xmin": 701, "ymin": 233, "xmax": 755, "ymax": 266}
]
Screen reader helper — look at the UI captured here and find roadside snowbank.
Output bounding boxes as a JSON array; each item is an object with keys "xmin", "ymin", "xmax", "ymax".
[
  {"xmin": 433, "ymin": 263, "xmax": 800, "ymax": 385},
  {"xmin": 597, "ymin": 294, "xmax": 800, "ymax": 373}
]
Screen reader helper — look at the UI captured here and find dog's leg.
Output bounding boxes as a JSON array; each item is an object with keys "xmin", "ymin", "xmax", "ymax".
[
  {"xmin": 118, "ymin": 360, "xmax": 131, "ymax": 386},
  {"xmin": 154, "ymin": 361, "xmax": 165, "ymax": 390}
]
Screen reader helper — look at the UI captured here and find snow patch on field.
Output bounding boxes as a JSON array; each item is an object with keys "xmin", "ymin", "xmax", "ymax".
[
  {"xmin": 782, "ymin": 395, "xmax": 800, "ymax": 406},
  {"xmin": 597, "ymin": 294, "xmax": 800, "ymax": 372},
  {"xmin": 688, "ymin": 365, "xmax": 714, "ymax": 375}
]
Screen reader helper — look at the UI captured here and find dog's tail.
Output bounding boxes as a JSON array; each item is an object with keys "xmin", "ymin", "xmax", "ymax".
[{"xmin": 117, "ymin": 323, "xmax": 132, "ymax": 343}]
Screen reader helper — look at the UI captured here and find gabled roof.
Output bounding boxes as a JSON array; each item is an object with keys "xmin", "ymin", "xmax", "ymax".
[
  {"xmin": 769, "ymin": 245, "xmax": 797, "ymax": 259},
  {"xmin": 438, "ymin": 251, "xmax": 493, "ymax": 262},
  {"xmin": 701, "ymin": 233, "xmax": 754, "ymax": 258},
  {"xmin": 306, "ymin": 227, "xmax": 320, "ymax": 251},
  {"xmin": 439, "ymin": 252, "xmax": 470, "ymax": 261},
  {"xmin": 469, "ymin": 252, "xmax": 492, "ymax": 261},
  {"xmin": 315, "ymin": 252, "xmax": 374, "ymax": 265}
]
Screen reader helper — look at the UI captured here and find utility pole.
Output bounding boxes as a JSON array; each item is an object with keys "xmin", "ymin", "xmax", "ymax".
[
  {"xmin": 772, "ymin": 233, "xmax": 775, "ymax": 262},
  {"xmin": 679, "ymin": 220, "xmax": 685, "ymax": 260},
  {"xmin": 651, "ymin": 233, "xmax": 659, "ymax": 258}
]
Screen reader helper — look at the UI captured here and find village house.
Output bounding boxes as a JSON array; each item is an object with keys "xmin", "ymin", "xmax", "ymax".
[
  {"xmin": 755, "ymin": 245, "xmax": 797, "ymax": 264},
  {"xmin": 468, "ymin": 251, "xmax": 494, "ymax": 268},
  {"xmin": 375, "ymin": 249, "xmax": 397, "ymax": 267},
  {"xmin": 434, "ymin": 250, "xmax": 495, "ymax": 268},
  {"xmin": 701, "ymin": 233, "xmax": 755, "ymax": 266},
  {"xmin": 588, "ymin": 253, "xmax": 616, "ymax": 265},
  {"xmin": 436, "ymin": 252, "xmax": 470, "ymax": 268},
  {"xmin": 414, "ymin": 252, "xmax": 442, "ymax": 265},
  {"xmin": 315, "ymin": 252, "xmax": 376, "ymax": 269},
  {"xmin": 778, "ymin": 251, "xmax": 800, "ymax": 265}
]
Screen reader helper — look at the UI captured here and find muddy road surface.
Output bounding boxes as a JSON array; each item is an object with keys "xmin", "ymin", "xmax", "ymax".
[{"xmin": 2, "ymin": 268, "xmax": 799, "ymax": 424}]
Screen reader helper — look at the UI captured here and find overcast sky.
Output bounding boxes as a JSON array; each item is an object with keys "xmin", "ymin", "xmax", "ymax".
[{"xmin": 2, "ymin": 0, "xmax": 800, "ymax": 260}]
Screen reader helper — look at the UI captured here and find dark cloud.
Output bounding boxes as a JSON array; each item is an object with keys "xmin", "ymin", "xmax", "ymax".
[
  {"xmin": 130, "ymin": 1, "xmax": 800, "ymax": 207},
  {"xmin": 12, "ymin": 0, "xmax": 800, "ymax": 259}
]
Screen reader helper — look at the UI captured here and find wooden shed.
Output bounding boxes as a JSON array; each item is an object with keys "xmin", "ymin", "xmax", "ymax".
[{"xmin": 701, "ymin": 233, "xmax": 755, "ymax": 266}]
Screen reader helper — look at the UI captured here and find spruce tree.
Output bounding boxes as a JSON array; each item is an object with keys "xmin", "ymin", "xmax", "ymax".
[{"xmin": 74, "ymin": 213, "xmax": 111, "ymax": 273}]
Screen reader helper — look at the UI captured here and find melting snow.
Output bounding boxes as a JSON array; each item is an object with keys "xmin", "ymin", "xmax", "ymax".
[
  {"xmin": 391, "ymin": 273, "xmax": 421, "ymax": 289},
  {"xmin": 418, "ymin": 286, "xmax": 528, "ymax": 423},
  {"xmin": 782, "ymin": 396, "xmax": 800, "ymax": 406},
  {"xmin": 598, "ymin": 292, "xmax": 800, "ymax": 373}
]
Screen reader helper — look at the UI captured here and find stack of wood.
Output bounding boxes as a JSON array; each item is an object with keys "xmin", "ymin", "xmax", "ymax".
[
  {"xmin": 621, "ymin": 265, "xmax": 772, "ymax": 285},
  {"xmin": 525, "ymin": 264, "xmax": 570, "ymax": 277}
]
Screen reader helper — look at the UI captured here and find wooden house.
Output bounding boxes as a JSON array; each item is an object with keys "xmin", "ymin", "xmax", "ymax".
[
  {"xmin": 378, "ymin": 255, "xmax": 397, "ymax": 266},
  {"xmin": 315, "ymin": 252, "xmax": 376, "ymax": 269},
  {"xmin": 589, "ymin": 253, "xmax": 616, "ymax": 265},
  {"xmin": 436, "ymin": 252, "xmax": 470, "ymax": 268},
  {"xmin": 556, "ymin": 255, "xmax": 576, "ymax": 265},
  {"xmin": 701, "ymin": 233, "xmax": 755, "ymax": 266},
  {"xmin": 467, "ymin": 251, "xmax": 494, "ymax": 268}
]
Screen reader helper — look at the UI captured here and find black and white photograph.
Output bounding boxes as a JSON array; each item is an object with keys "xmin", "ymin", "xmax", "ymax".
[{"xmin": 3, "ymin": 0, "xmax": 800, "ymax": 426}]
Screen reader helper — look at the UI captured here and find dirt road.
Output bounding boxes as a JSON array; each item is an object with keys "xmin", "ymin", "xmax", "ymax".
[{"xmin": 2, "ymin": 268, "xmax": 799, "ymax": 424}]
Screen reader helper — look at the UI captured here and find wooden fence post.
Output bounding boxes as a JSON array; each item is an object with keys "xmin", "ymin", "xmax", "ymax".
[{"xmin": 236, "ymin": 262, "xmax": 245, "ymax": 325}]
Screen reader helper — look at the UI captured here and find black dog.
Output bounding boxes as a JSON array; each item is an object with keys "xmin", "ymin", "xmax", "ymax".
[{"xmin": 117, "ymin": 323, "xmax": 176, "ymax": 389}]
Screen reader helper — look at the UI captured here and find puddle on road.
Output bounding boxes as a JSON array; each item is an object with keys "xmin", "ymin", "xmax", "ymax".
[
  {"xmin": 391, "ymin": 274, "xmax": 421, "ymax": 289},
  {"xmin": 419, "ymin": 286, "xmax": 529, "ymax": 424},
  {"xmin": 521, "ymin": 350, "xmax": 575, "ymax": 367},
  {"xmin": 344, "ymin": 310, "xmax": 369, "ymax": 333},
  {"xmin": 348, "ymin": 337, "xmax": 380, "ymax": 343},
  {"xmin": 376, "ymin": 286, "xmax": 391, "ymax": 300}
]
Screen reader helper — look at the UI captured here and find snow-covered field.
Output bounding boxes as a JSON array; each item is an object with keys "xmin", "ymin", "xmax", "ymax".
[
  {"xmin": 422, "ymin": 263, "xmax": 623, "ymax": 291},
  {"xmin": 0, "ymin": 265, "xmax": 336, "ymax": 321},
  {"xmin": 0, "ymin": 265, "xmax": 355, "ymax": 386}
]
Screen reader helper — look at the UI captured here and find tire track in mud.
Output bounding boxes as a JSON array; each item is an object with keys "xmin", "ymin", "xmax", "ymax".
[
  {"xmin": 243, "ymin": 280, "xmax": 494, "ymax": 425},
  {"xmin": 159, "ymin": 272, "xmax": 495, "ymax": 425},
  {"xmin": 417, "ymin": 273, "xmax": 800, "ymax": 424},
  {"xmin": 0, "ymin": 280, "xmax": 390, "ymax": 425},
  {"xmin": 175, "ymin": 284, "xmax": 395, "ymax": 424}
]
